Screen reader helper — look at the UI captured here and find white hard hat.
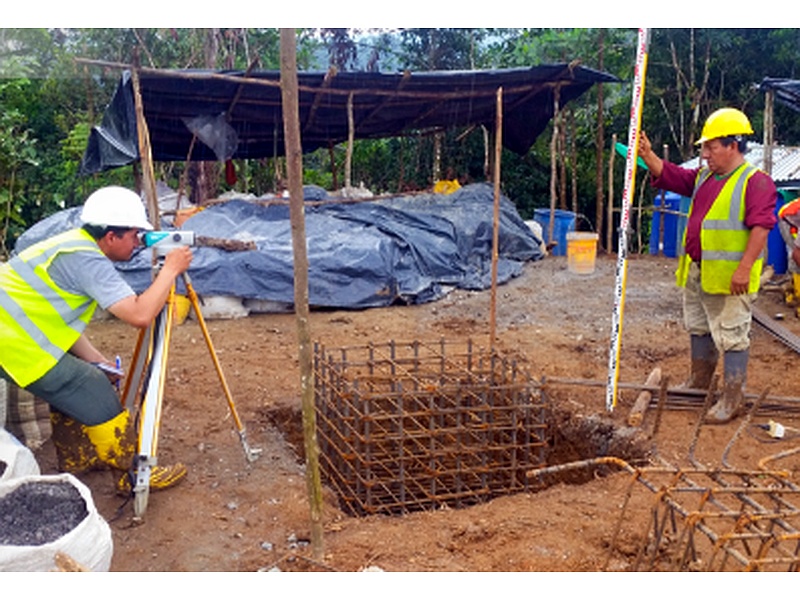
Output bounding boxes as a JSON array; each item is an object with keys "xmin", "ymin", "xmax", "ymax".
[{"xmin": 80, "ymin": 186, "xmax": 153, "ymax": 230}]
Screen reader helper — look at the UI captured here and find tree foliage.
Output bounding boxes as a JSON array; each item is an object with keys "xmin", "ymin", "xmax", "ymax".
[{"xmin": 2, "ymin": 28, "xmax": 800, "ymax": 255}]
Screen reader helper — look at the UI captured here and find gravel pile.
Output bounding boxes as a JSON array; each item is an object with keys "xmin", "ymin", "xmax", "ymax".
[{"xmin": 0, "ymin": 481, "xmax": 88, "ymax": 546}]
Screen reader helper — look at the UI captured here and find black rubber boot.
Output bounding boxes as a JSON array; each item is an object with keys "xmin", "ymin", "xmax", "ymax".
[
  {"xmin": 705, "ymin": 349, "xmax": 748, "ymax": 424},
  {"xmin": 682, "ymin": 334, "xmax": 719, "ymax": 390}
]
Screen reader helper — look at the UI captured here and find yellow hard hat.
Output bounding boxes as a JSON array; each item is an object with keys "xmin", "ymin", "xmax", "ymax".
[{"xmin": 695, "ymin": 108, "xmax": 754, "ymax": 145}]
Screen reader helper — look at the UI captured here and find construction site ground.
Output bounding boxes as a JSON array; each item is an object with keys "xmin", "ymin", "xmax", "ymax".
[{"xmin": 31, "ymin": 251, "xmax": 800, "ymax": 573}]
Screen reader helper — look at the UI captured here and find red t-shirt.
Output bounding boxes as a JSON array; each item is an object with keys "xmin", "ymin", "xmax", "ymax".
[{"xmin": 651, "ymin": 161, "xmax": 778, "ymax": 262}]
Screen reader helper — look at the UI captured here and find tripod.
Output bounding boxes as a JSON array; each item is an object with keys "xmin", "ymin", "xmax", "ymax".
[{"xmin": 121, "ymin": 265, "xmax": 261, "ymax": 518}]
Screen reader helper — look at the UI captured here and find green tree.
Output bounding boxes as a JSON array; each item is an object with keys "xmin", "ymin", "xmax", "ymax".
[{"xmin": 0, "ymin": 78, "xmax": 40, "ymax": 257}]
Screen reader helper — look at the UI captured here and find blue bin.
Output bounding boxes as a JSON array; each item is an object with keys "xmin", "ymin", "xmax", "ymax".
[
  {"xmin": 649, "ymin": 192, "xmax": 686, "ymax": 258},
  {"xmin": 768, "ymin": 190, "xmax": 795, "ymax": 275},
  {"xmin": 533, "ymin": 208, "xmax": 576, "ymax": 256}
]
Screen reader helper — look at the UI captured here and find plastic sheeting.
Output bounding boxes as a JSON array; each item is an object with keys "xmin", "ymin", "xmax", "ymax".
[
  {"xmin": 760, "ymin": 78, "xmax": 800, "ymax": 114},
  {"xmin": 13, "ymin": 183, "xmax": 543, "ymax": 310},
  {"xmin": 80, "ymin": 66, "xmax": 620, "ymax": 173}
]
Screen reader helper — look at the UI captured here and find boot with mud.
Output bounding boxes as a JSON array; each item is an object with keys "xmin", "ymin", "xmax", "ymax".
[
  {"xmin": 705, "ymin": 349, "xmax": 748, "ymax": 424},
  {"xmin": 50, "ymin": 409, "xmax": 101, "ymax": 474},
  {"xmin": 82, "ymin": 409, "xmax": 187, "ymax": 494},
  {"xmin": 680, "ymin": 334, "xmax": 719, "ymax": 391}
]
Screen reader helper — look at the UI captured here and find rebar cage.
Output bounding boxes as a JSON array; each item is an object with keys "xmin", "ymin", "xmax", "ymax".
[
  {"xmin": 627, "ymin": 458, "xmax": 800, "ymax": 571},
  {"xmin": 313, "ymin": 339, "xmax": 548, "ymax": 516}
]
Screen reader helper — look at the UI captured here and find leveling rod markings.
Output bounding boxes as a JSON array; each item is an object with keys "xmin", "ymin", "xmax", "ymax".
[{"xmin": 606, "ymin": 28, "xmax": 651, "ymax": 412}]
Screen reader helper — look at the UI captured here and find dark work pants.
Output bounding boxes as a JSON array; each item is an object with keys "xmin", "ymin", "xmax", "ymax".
[{"xmin": 0, "ymin": 353, "xmax": 122, "ymax": 426}]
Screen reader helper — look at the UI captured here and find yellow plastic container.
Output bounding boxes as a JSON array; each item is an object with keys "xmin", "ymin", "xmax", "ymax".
[
  {"xmin": 172, "ymin": 294, "xmax": 192, "ymax": 325},
  {"xmin": 566, "ymin": 232, "xmax": 599, "ymax": 275}
]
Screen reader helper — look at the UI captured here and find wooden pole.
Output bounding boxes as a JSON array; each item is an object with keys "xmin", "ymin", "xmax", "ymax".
[
  {"xmin": 130, "ymin": 64, "xmax": 160, "ymax": 230},
  {"xmin": 656, "ymin": 144, "xmax": 669, "ymax": 255},
  {"xmin": 345, "ymin": 91, "xmax": 354, "ymax": 192},
  {"xmin": 279, "ymin": 28, "xmax": 324, "ymax": 561},
  {"xmin": 548, "ymin": 86, "xmax": 561, "ymax": 247},
  {"xmin": 607, "ymin": 133, "xmax": 616, "ymax": 252},
  {"xmin": 490, "ymin": 87, "xmax": 503, "ymax": 350},
  {"xmin": 627, "ymin": 367, "xmax": 661, "ymax": 427},
  {"xmin": 764, "ymin": 89, "xmax": 774, "ymax": 176},
  {"xmin": 595, "ymin": 29, "xmax": 606, "ymax": 251}
]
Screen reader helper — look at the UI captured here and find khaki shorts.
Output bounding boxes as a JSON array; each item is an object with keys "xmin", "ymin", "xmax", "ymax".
[{"xmin": 683, "ymin": 262, "xmax": 754, "ymax": 353}]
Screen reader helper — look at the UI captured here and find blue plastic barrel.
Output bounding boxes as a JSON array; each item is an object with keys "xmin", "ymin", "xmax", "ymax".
[
  {"xmin": 649, "ymin": 192, "xmax": 685, "ymax": 258},
  {"xmin": 768, "ymin": 190, "xmax": 795, "ymax": 275},
  {"xmin": 533, "ymin": 208, "xmax": 576, "ymax": 256}
]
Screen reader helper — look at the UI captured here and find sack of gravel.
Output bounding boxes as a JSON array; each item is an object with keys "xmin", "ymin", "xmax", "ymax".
[
  {"xmin": 0, "ymin": 473, "xmax": 113, "ymax": 571},
  {"xmin": 0, "ymin": 428, "xmax": 40, "ymax": 483}
]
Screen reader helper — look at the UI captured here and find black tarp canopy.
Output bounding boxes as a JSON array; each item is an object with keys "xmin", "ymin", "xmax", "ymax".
[
  {"xmin": 760, "ymin": 78, "xmax": 800, "ymax": 113},
  {"xmin": 80, "ymin": 64, "xmax": 620, "ymax": 173}
]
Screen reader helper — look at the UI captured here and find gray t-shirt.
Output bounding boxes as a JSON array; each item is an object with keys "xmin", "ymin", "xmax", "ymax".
[{"xmin": 48, "ymin": 250, "xmax": 136, "ymax": 310}]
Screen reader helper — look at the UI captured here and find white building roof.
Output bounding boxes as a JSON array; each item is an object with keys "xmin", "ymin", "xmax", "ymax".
[{"xmin": 679, "ymin": 142, "xmax": 800, "ymax": 187}]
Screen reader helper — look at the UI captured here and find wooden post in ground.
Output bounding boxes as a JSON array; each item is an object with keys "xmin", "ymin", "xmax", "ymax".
[
  {"xmin": 130, "ymin": 62, "xmax": 160, "ymax": 230},
  {"xmin": 548, "ymin": 85, "xmax": 561, "ymax": 248},
  {"xmin": 279, "ymin": 28, "xmax": 325, "ymax": 561},
  {"xmin": 656, "ymin": 145, "xmax": 668, "ymax": 255},
  {"xmin": 490, "ymin": 87, "xmax": 503, "ymax": 351},
  {"xmin": 345, "ymin": 91, "xmax": 354, "ymax": 192},
  {"xmin": 764, "ymin": 89, "xmax": 774, "ymax": 176},
  {"xmin": 607, "ymin": 133, "xmax": 616, "ymax": 253}
]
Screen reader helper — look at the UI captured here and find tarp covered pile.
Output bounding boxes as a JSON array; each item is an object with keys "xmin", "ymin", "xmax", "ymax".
[{"xmin": 14, "ymin": 183, "xmax": 544, "ymax": 310}]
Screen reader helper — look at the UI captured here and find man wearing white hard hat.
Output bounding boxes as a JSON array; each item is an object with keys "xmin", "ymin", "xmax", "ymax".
[
  {"xmin": 0, "ymin": 186, "xmax": 193, "ymax": 493},
  {"xmin": 639, "ymin": 108, "xmax": 778, "ymax": 424}
]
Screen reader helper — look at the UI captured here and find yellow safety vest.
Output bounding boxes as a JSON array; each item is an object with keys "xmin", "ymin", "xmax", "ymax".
[
  {"xmin": 675, "ymin": 163, "xmax": 762, "ymax": 294},
  {"xmin": 0, "ymin": 228, "xmax": 102, "ymax": 386}
]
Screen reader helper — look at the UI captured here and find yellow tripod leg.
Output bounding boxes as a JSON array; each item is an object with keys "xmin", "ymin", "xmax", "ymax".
[{"xmin": 182, "ymin": 273, "xmax": 261, "ymax": 462}]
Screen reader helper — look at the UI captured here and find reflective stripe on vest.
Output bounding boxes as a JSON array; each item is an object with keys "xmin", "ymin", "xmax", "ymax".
[
  {"xmin": 675, "ymin": 164, "xmax": 761, "ymax": 294},
  {"xmin": 0, "ymin": 228, "xmax": 101, "ymax": 386}
]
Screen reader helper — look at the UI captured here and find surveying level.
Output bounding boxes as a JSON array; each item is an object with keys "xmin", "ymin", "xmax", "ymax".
[
  {"xmin": 138, "ymin": 230, "xmax": 196, "ymax": 255},
  {"xmin": 121, "ymin": 260, "xmax": 262, "ymax": 519}
]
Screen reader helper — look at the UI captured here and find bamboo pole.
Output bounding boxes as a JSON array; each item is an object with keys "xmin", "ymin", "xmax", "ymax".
[
  {"xmin": 764, "ymin": 89, "xmax": 774, "ymax": 176},
  {"xmin": 279, "ymin": 28, "xmax": 324, "ymax": 561},
  {"xmin": 607, "ymin": 133, "xmax": 616, "ymax": 252},
  {"xmin": 627, "ymin": 367, "xmax": 661, "ymax": 427},
  {"xmin": 490, "ymin": 87, "xmax": 503, "ymax": 351},
  {"xmin": 548, "ymin": 86, "xmax": 561, "ymax": 247},
  {"xmin": 76, "ymin": 57, "xmax": 574, "ymax": 102},
  {"xmin": 130, "ymin": 63, "xmax": 160, "ymax": 230},
  {"xmin": 656, "ymin": 144, "xmax": 668, "ymax": 255},
  {"xmin": 345, "ymin": 91, "xmax": 354, "ymax": 192}
]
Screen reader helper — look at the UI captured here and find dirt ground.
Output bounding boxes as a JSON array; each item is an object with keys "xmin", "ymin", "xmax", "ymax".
[{"xmin": 32, "ymin": 251, "xmax": 800, "ymax": 573}]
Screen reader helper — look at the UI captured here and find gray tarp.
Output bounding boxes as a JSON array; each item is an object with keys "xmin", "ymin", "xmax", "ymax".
[{"xmin": 14, "ymin": 183, "xmax": 543, "ymax": 310}]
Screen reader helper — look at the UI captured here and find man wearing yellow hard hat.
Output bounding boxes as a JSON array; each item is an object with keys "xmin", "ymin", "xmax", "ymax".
[
  {"xmin": 639, "ymin": 108, "xmax": 778, "ymax": 424},
  {"xmin": 0, "ymin": 186, "xmax": 193, "ymax": 493}
]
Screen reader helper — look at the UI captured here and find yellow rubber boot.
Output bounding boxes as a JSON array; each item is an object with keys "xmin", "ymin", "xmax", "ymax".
[
  {"xmin": 82, "ymin": 410, "xmax": 136, "ymax": 471},
  {"xmin": 795, "ymin": 274, "xmax": 800, "ymax": 318},
  {"xmin": 50, "ymin": 410, "xmax": 101, "ymax": 474},
  {"xmin": 84, "ymin": 409, "xmax": 188, "ymax": 495}
]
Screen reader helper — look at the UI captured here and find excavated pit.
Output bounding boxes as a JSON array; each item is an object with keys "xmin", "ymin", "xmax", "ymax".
[{"xmin": 260, "ymin": 339, "xmax": 650, "ymax": 517}]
